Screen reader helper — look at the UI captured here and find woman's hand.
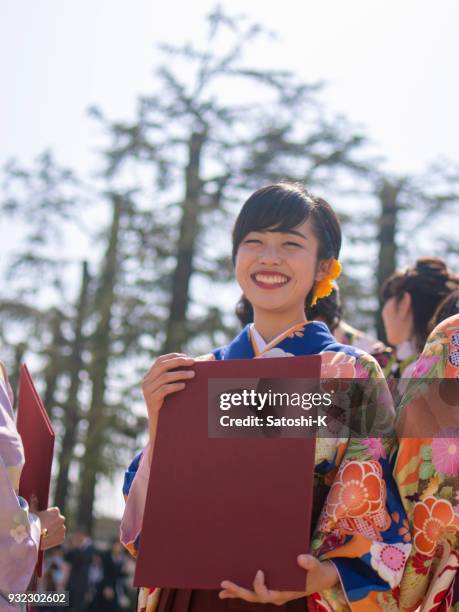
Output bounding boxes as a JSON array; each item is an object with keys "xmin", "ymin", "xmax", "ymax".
[
  {"xmin": 219, "ymin": 555, "xmax": 338, "ymax": 604},
  {"xmin": 141, "ymin": 353, "xmax": 195, "ymax": 420},
  {"xmin": 36, "ymin": 506, "xmax": 66, "ymax": 551},
  {"xmin": 141, "ymin": 353, "xmax": 195, "ymax": 460},
  {"xmin": 220, "ymin": 569, "xmax": 305, "ymax": 606},
  {"xmin": 298, "ymin": 555, "xmax": 338, "ymax": 594}
]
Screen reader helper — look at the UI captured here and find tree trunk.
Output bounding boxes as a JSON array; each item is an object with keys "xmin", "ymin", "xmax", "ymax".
[
  {"xmin": 163, "ymin": 131, "xmax": 206, "ymax": 353},
  {"xmin": 54, "ymin": 261, "xmax": 90, "ymax": 515},
  {"xmin": 10, "ymin": 342, "xmax": 27, "ymax": 409},
  {"xmin": 77, "ymin": 195, "xmax": 122, "ymax": 533},
  {"xmin": 42, "ymin": 309, "xmax": 65, "ymax": 420},
  {"xmin": 375, "ymin": 179, "xmax": 402, "ymax": 341}
]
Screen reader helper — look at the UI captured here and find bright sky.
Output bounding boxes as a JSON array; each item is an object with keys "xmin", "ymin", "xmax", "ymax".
[
  {"xmin": 1, "ymin": 0, "xmax": 458, "ymax": 519},
  {"xmin": 2, "ymin": 0, "xmax": 458, "ymax": 177}
]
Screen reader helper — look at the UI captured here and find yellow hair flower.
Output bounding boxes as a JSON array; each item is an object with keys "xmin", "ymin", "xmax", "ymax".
[{"xmin": 310, "ymin": 259, "xmax": 342, "ymax": 306}]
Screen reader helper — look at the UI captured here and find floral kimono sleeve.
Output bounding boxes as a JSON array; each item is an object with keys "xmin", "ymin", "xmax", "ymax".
[
  {"xmin": 311, "ymin": 351, "xmax": 410, "ymax": 611},
  {"xmin": 393, "ymin": 315, "xmax": 459, "ymax": 611}
]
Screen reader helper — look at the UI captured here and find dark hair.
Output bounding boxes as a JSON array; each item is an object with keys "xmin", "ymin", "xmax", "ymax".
[
  {"xmin": 306, "ymin": 284, "xmax": 343, "ymax": 332},
  {"xmin": 233, "ymin": 183, "xmax": 342, "ymax": 326},
  {"xmin": 380, "ymin": 257, "xmax": 459, "ymax": 351},
  {"xmin": 429, "ymin": 288, "xmax": 459, "ymax": 331}
]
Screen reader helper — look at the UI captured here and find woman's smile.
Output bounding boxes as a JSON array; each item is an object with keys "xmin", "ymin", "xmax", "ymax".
[{"xmin": 251, "ymin": 271, "xmax": 291, "ymax": 289}]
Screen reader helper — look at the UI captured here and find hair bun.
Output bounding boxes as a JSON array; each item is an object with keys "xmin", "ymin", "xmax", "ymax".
[{"xmin": 414, "ymin": 257, "xmax": 449, "ymax": 278}]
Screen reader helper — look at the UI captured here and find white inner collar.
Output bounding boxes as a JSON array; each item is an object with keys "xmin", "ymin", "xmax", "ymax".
[{"xmin": 250, "ymin": 323, "xmax": 295, "ymax": 353}]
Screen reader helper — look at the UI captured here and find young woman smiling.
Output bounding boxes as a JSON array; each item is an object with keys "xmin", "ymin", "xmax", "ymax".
[{"xmin": 121, "ymin": 183, "xmax": 409, "ymax": 611}]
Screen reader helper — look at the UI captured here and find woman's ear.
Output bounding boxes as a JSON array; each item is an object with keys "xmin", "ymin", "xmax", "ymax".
[
  {"xmin": 399, "ymin": 292, "xmax": 413, "ymax": 318},
  {"xmin": 315, "ymin": 258, "xmax": 334, "ymax": 282}
]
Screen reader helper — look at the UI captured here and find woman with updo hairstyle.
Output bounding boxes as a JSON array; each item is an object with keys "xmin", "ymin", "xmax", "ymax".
[
  {"xmin": 381, "ymin": 257, "xmax": 459, "ymax": 381},
  {"xmin": 121, "ymin": 182, "xmax": 409, "ymax": 611}
]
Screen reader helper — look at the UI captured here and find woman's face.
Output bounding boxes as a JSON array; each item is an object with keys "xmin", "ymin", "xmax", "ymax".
[
  {"xmin": 382, "ymin": 293, "xmax": 413, "ymax": 346},
  {"xmin": 235, "ymin": 218, "xmax": 330, "ymax": 317}
]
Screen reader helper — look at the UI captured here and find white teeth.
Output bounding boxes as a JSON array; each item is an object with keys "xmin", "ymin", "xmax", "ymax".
[{"xmin": 254, "ymin": 274, "xmax": 288, "ymax": 285}]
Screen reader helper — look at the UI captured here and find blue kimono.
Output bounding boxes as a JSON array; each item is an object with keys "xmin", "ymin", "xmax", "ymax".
[{"xmin": 121, "ymin": 321, "xmax": 410, "ymax": 611}]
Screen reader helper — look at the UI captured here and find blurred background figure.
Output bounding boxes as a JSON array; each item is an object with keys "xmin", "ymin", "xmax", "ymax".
[
  {"xmin": 64, "ymin": 528, "xmax": 95, "ymax": 612},
  {"xmin": 44, "ymin": 531, "xmax": 135, "ymax": 611},
  {"xmin": 87, "ymin": 540, "xmax": 129, "ymax": 612},
  {"xmin": 380, "ymin": 257, "xmax": 459, "ymax": 381},
  {"xmin": 45, "ymin": 547, "xmax": 69, "ymax": 592},
  {"xmin": 39, "ymin": 546, "xmax": 70, "ymax": 611},
  {"xmin": 86, "ymin": 551, "xmax": 104, "ymax": 608}
]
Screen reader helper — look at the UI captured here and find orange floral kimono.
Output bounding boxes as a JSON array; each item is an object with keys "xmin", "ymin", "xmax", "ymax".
[{"xmin": 390, "ymin": 314, "xmax": 459, "ymax": 611}]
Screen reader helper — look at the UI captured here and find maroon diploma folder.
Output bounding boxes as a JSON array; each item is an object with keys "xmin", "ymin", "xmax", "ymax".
[
  {"xmin": 17, "ymin": 364, "xmax": 55, "ymax": 577},
  {"xmin": 134, "ymin": 355, "xmax": 320, "ymax": 591}
]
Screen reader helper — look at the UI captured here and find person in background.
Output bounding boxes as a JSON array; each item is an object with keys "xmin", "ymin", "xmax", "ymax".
[
  {"xmin": 0, "ymin": 362, "xmax": 66, "ymax": 610},
  {"xmin": 86, "ymin": 552, "xmax": 104, "ymax": 610},
  {"xmin": 64, "ymin": 529, "xmax": 94, "ymax": 612},
  {"xmin": 40, "ymin": 547, "xmax": 70, "ymax": 612},
  {"xmin": 381, "ymin": 257, "xmax": 459, "ymax": 383},
  {"xmin": 88, "ymin": 541, "xmax": 127, "ymax": 612},
  {"xmin": 392, "ymin": 313, "xmax": 459, "ymax": 610},
  {"xmin": 43, "ymin": 546, "xmax": 69, "ymax": 592}
]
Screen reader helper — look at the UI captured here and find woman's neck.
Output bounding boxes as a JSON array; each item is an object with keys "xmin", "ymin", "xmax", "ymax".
[
  {"xmin": 252, "ymin": 309, "xmax": 308, "ymax": 344},
  {"xmin": 396, "ymin": 337, "xmax": 418, "ymax": 360}
]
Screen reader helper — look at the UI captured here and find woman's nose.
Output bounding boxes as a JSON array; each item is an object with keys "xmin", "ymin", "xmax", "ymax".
[{"xmin": 258, "ymin": 245, "xmax": 282, "ymax": 264}]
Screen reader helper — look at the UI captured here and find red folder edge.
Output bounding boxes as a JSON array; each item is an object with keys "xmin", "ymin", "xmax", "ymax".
[{"xmin": 17, "ymin": 364, "xmax": 55, "ymax": 578}]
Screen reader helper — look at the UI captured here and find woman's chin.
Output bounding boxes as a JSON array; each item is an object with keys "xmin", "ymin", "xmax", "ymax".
[{"xmin": 250, "ymin": 299, "xmax": 295, "ymax": 314}]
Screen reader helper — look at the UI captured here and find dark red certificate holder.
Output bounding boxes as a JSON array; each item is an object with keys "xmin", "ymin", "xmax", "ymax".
[
  {"xmin": 135, "ymin": 355, "xmax": 320, "ymax": 591},
  {"xmin": 17, "ymin": 364, "xmax": 55, "ymax": 579}
]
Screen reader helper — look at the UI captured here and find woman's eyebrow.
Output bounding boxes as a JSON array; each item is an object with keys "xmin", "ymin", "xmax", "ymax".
[
  {"xmin": 250, "ymin": 229, "xmax": 308, "ymax": 240},
  {"xmin": 273, "ymin": 229, "xmax": 308, "ymax": 240}
]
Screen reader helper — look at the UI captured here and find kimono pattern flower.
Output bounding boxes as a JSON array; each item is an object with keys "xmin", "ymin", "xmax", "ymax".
[
  {"xmin": 387, "ymin": 315, "xmax": 459, "ymax": 611},
  {"xmin": 0, "ymin": 362, "xmax": 42, "ymax": 610},
  {"xmin": 121, "ymin": 321, "xmax": 409, "ymax": 612}
]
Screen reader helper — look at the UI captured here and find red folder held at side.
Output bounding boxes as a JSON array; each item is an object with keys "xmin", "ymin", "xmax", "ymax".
[
  {"xmin": 134, "ymin": 355, "xmax": 320, "ymax": 592},
  {"xmin": 17, "ymin": 364, "xmax": 55, "ymax": 578}
]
